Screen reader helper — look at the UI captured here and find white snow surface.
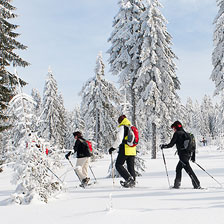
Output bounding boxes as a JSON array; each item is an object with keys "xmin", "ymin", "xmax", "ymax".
[{"xmin": 1, "ymin": 146, "xmax": 224, "ymax": 224}]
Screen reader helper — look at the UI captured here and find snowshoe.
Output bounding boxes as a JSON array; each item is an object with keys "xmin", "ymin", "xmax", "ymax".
[
  {"xmin": 79, "ymin": 177, "xmax": 91, "ymax": 188},
  {"xmin": 194, "ymin": 186, "xmax": 204, "ymax": 189},
  {"xmin": 120, "ymin": 178, "xmax": 135, "ymax": 188}
]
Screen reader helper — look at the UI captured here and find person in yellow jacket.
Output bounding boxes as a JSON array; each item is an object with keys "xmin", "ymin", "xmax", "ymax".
[{"xmin": 109, "ymin": 115, "xmax": 136, "ymax": 188}]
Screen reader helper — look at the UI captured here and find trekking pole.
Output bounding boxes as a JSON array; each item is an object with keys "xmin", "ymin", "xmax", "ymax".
[
  {"xmin": 89, "ymin": 165, "xmax": 97, "ymax": 183},
  {"xmin": 161, "ymin": 147, "xmax": 171, "ymax": 188},
  {"xmin": 193, "ymin": 161, "xmax": 223, "ymax": 188},
  {"xmin": 67, "ymin": 158, "xmax": 82, "ymax": 183},
  {"xmin": 32, "ymin": 154, "xmax": 64, "ymax": 184},
  {"xmin": 111, "ymin": 154, "xmax": 115, "ymax": 186},
  {"xmin": 45, "ymin": 166, "xmax": 64, "ymax": 184}
]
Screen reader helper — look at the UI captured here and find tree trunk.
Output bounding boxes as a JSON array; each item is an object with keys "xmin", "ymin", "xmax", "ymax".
[
  {"xmin": 131, "ymin": 78, "xmax": 137, "ymax": 127},
  {"xmin": 95, "ymin": 109, "xmax": 99, "ymax": 151},
  {"xmin": 151, "ymin": 122, "xmax": 157, "ymax": 159}
]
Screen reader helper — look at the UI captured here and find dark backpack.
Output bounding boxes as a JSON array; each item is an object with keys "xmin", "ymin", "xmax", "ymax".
[
  {"xmin": 127, "ymin": 125, "xmax": 139, "ymax": 147},
  {"xmin": 183, "ymin": 132, "xmax": 196, "ymax": 154}
]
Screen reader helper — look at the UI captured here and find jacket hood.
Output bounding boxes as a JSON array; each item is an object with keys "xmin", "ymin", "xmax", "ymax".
[{"xmin": 118, "ymin": 117, "xmax": 131, "ymax": 127}]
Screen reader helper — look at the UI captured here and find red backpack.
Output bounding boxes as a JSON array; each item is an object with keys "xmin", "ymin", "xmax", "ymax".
[
  {"xmin": 79, "ymin": 139, "xmax": 93, "ymax": 155},
  {"xmin": 127, "ymin": 126, "xmax": 139, "ymax": 147},
  {"xmin": 86, "ymin": 140, "xmax": 93, "ymax": 152}
]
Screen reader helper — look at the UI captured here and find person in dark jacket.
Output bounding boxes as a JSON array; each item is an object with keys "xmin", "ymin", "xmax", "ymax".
[
  {"xmin": 109, "ymin": 115, "xmax": 136, "ymax": 188},
  {"xmin": 161, "ymin": 121, "xmax": 201, "ymax": 189},
  {"xmin": 65, "ymin": 131, "xmax": 91, "ymax": 186}
]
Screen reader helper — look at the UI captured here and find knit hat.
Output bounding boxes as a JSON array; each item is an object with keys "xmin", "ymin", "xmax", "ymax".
[
  {"xmin": 118, "ymin": 115, "xmax": 126, "ymax": 124},
  {"xmin": 73, "ymin": 131, "xmax": 82, "ymax": 138},
  {"xmin": 171, "ymin": 121, "xmax": 183, "ymax": 130}
]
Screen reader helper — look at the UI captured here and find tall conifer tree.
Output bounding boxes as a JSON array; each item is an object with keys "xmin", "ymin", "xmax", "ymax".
[
  {"xmin": 211, "ymin": 0, "xmax": 224, "ymax": 95},
  {"xmin": 40, "ymin": 68, "xmax": 63, "ymax": 147},
  {"xmin": 80, "ymin": 52, "xmax": 121, "ymax": 152},
  {"xmin": 0, "ymin": 0, "xmax": 29, "ymax": 132},
  {"xmin": 107, "ymin": 0, "xmax": 145, "ymax": 125},
  {"xmin": 108, "ymin": 0, "xmax": 180, "ymax": 157}
]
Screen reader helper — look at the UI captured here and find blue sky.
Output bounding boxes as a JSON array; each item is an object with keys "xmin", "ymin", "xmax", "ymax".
[{"xmin": 13, "ymin": 0, "xmax": 218, "ymax": 110}]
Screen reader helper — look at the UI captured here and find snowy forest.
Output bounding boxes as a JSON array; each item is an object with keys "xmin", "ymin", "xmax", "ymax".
[{"xmin": 1, "ymin": 0, "xmax": 224, "ymax": 204}]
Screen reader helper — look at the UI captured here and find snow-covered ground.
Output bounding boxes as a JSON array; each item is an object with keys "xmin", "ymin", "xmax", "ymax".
[{"xmin": 1, "ymin": 145, "xmax": 224, "ymax": 224}]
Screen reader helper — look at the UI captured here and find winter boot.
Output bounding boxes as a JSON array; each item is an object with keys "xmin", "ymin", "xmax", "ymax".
[
  {"xmin": 194, "ymin": 185, "xmax": 202, "ymax": 189},
  {"xmin": 172, "ymin": 181, "xmax": 180, "ymax": 189},
  {"xmin": 80, "ymin": 178, "xmax": 88, "ymax": 187},
  {"xmin": 121, "ymin": 177, "xmax": 135, "ymax": 188},
  {"xmin": 85, "ymin": 177, "xmax": 90, "ymax": 184}
]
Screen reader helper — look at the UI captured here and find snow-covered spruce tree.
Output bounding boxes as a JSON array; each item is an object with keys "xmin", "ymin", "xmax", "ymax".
[
  {"xmin": 214, "ymin": 96, "xmax": 224, "ymax": 149},
  {"xmin": 0, "ymin": 0, "xmax": 29, "ymax": 132},
  {"xmin": 64, "ymin": 110, "xmax": 75, "ymax": 150},
  {"xmin": 0, "ymin": 1, "xmax": 29, "ymax": 167},
  {"xmin": 200, "ymin": 95, "xmax": 216, "ymax": 138},
  {"xmin": 40, "ymin": 68, "xmax": 64, "ymax": 148},
  {"xmin": 192, "ymin": 100, "xmax": 203, "ymax": 138},
  {"xmin": 31, "ymin": 88, "xmax": 42, "ymax": 117},
  {"xmin": 213, "ymin": 102, "xmax": 220, "ymax": 137},
  {"xmin": 57, "ymin": 93, "xmax": 66, "ymax": 149},
  {"xmin": 4, "ymin": 80, "xmax": 38, "ymax": 177},
  {"xmin": 134, "ymin": 0, "xmax": 180, "ymax": 158},
  {"xmin": 80, "ymin": 52, "xmax": 121, "ymax": 153},
  {"xmin": 30, "ymin": 88, "xmax": 42, "ymax": 132},
  {"xmin": 211, "ymin": 0, "xmax": 224, "ymax": 95},
  {"xmin": 184, "ymin": 98, "xmax": 195, "ymax": 131},
  {"xmin": 11, "ymin": 135, "xmax": 62, "ymax": 204},
  {"xmin": 7, "ymin": 91, "xmax": 36, "ymax": 148},
  {"xmin": 65, "ymin": 106, "xmax": 85, "ymax": 150},
  {"xmin": 107, "ymin": 0, "xmax": 145, "ymax": 125},
  {"xmin": 216, "ymin": 92, "xmax": 224, "ymax": 132}
]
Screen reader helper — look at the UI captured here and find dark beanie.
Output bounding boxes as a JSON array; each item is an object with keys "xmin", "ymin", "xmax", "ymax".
[
  {"xmin": 118, "ymin": 115, "xmax": 126, "ymax": 124},
  {"xmin": 73, "ymin": 131, "xmax": 82, "ymax": 138},
  {"xmin": 171, "ymin": 121, "xmax": 183, "ymax": 129}
]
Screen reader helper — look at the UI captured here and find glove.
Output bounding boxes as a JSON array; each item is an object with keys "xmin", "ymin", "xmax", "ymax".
[
  {"xmin": 160, "ymin": 144, "xmax": 166, "ymax": 149},
  {"xmin": 65, "ymin": 151, "xmax": 71, "ymax": 160},
  {"xmin": 109, "ymin": 147, "xmax": 116, "ymax": 154},
  {"xmin": 191, "ymin": 156, "xmax": 195, "ymax": 163}
]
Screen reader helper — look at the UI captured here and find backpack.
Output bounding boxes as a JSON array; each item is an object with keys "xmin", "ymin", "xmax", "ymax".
[
  {"xmin": 127, "ymin": 125, "xmax": 139, "ymax": 147},
  {"xmin": 86, "ymin": 140, "xmax": 93, "ymax": 152},
  {"xmin": 79, "ymin": 139, "xmax": 93, "ymax": 156},
  {"xmin": 183, "ymin": 132, "xmax": 196, "ymax": 154}
]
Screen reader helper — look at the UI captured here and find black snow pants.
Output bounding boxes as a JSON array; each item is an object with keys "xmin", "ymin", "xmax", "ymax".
[
  {"xmin": 174, "ymin": 154, "xmax": 200, "ymax": 188},
  {"xmin": 115, "ymin": 145, "xmax": 135, "ymax": 181}
]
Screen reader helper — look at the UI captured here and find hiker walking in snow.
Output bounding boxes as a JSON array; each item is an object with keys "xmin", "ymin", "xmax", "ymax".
[
  {"xmin": 109, "ymin": 115, "xmax": 137, "ymax": 188},
  {"xmin": 200, "ymin": 137, "xmax": 207, "ymax": 146},
  {"xmin": 161, "ymin": 121, "xmax": 201, "ymax": 189},
  {"xmin": 65, "ymin": 131, "xmax": 91, "ymax": 187}
]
